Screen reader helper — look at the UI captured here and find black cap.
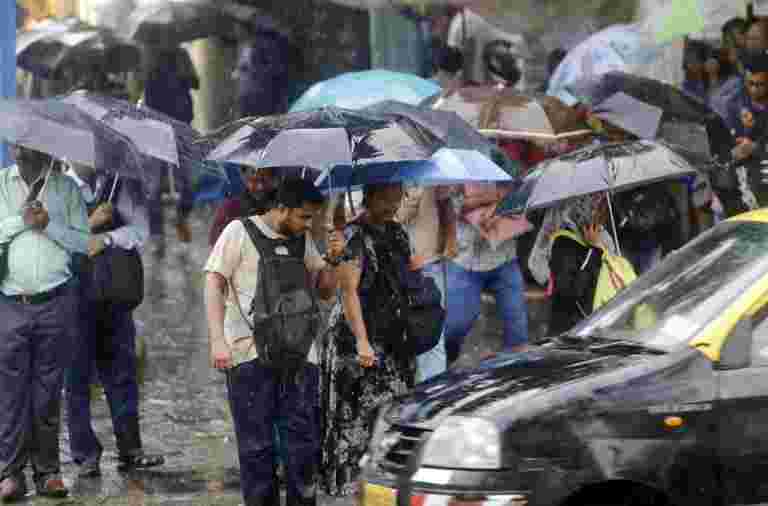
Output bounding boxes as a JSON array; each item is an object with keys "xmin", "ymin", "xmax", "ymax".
[{"xmin": 742, "ymin": 48, "xmax": 768, "ymax": 73}]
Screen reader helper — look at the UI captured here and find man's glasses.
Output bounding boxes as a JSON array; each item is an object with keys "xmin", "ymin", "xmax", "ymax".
[{"xmin": 747, "ymin": 80, "xmax": 768, "ymax": 89}]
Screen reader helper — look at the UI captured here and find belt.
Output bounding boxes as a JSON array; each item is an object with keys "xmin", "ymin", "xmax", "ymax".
[{"xmin": 6, "ymin": 282, "xmax": 69, "ymax": 305}]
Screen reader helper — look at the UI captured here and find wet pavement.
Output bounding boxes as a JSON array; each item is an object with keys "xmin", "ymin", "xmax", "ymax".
[{"xmin": 15, "ymin": 203, "xmax": 545, "ymax": 505}]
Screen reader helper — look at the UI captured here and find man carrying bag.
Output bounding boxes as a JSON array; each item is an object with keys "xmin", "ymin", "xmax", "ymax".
[
  {"xmin": 64, "ymin": 162, "xmax": 163, "ymax": 478},
  {"xmin": 204, "ymin": 177, "xmax": 342, "ymax": 506}
]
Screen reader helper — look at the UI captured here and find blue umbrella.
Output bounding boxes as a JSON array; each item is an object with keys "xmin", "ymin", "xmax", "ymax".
[
  {"xmin": 289, "ymin": 70, "xmax": 441, "ymax": 112},
  {"xmin": 314, "ymin": 148, "xmax": 512, "ymax": 193}
]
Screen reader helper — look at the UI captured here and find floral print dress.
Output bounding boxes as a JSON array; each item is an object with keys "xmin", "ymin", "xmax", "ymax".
[{"xmin": 318, "ymin": 220, "xmax": 414, "ymax": 497}]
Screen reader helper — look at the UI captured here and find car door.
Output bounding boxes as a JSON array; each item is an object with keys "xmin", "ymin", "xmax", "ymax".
[{"xmin": 717, "ymin": 298, "xmax": 768, "ymax": 505}]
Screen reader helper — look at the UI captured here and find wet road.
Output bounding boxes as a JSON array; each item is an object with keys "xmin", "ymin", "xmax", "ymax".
[{"xmin": 20, "ymin": 204, "xmax": 534, "ymax": 505}]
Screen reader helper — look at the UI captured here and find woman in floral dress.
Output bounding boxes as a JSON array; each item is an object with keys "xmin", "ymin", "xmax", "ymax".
[{"xmin": 319, "ymin": 183, "xmax": 415, "ymax": 496}]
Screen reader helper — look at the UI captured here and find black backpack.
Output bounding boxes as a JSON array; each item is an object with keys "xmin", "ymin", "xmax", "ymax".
[{"xmin": 240, "ymin": 218, "xmax": 321, "ymax": 379}]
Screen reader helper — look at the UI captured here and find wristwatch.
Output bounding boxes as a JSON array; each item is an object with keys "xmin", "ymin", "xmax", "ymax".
[{"xmin": 323, "ymin": 254, "xmax": 342, "ymax": 267}]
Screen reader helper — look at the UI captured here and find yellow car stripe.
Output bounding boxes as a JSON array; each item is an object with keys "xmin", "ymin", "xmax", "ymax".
[{"xmin": 690, "ymin": 270, "xmax": 768, "ymax": 361}]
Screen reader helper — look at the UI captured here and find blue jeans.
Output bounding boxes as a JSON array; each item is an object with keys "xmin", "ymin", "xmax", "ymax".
[
  {"xmin": 416, "ymin": 261, "xmax": 447, "ymax": 382},
  {"xmin": 443, "ymin": 259, "xmax": 528, "ymax": 364},
  {"xmin": 226, "ymin": 360, "xmax": 320, "ymax": 506},
  {"xmin": 66, "ymin": 304, "xmax": 141, "ymax": 464}
]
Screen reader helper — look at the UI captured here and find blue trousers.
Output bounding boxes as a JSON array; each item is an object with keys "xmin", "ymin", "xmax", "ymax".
[
  {"xmin": 226, "ymin": 360, "xmax": 320, "ymax": 506},
  {"xmin": 0, "ymin": 282, "xmax": 78, "ymax": 482},
  {"xmin": 415, "ymin": 261, "xmax": 447, "ymax": 382},
  {"xmin": 66, "ymin": 303, "xmax": 141, "ymax": 464},
  {"xmin": 443, "ymin": 259, "xmax": 528, "ymax": 364}
]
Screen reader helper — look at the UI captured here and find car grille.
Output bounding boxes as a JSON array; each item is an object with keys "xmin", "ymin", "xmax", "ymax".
[{"xmin": 379, "ymin": 425, "xmax": 432, "ymax": 474}]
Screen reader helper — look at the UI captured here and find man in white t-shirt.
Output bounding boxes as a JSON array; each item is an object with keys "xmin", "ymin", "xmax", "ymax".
[{"xmin": 204, "ymin": 177, "xmax": 342, "ymax": 506}]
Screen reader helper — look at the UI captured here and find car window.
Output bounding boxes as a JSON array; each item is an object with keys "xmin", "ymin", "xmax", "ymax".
[{"xmin": 571, "ymin": 221, "xmax": 768, "ymax": 353}]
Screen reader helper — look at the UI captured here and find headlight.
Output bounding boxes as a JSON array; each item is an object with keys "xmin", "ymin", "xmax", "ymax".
[{"xmin": 421, "ymin": 416, "xmax": 501, "ymax": 469}]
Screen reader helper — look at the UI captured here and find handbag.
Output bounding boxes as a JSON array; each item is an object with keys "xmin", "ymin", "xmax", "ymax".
[
  {"xmin": 380, "ymin": 262, "xmax": 445, "ymax": 357},
  {"xmin": 87, "ymin": 246, "xmax": 144, "ymax": 311},
  {"xmin": 85, "ymin": 174, "xmax": 144, "ymax": 311},
  {"xmin": 357, "ymin": 222, "xmax": 445, "ymax": 355}
]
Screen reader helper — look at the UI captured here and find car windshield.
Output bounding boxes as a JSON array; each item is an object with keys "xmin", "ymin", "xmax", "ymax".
[{"xmin": 569, "ymin": 221, "xmax": 768, "ymax": 351}]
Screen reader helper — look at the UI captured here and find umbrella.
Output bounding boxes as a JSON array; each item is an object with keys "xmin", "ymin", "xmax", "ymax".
[
  {"xmin": 568, "ymin": 71, "xmax": 735, "ymax": 160},
  {"xmin": 121, "ymin": 0, "xmax": 280, "ymax": 47},
  {"xmin": 206, "ymin": 107, "xmax": 443, "ymax": 171},
  {"xmin": 520, "ymin": 140, "xmax": 698, "ymax": 211},
  {"xmin": 362, "ymin": 100, "xmax": 494, "ymax": 155},
  {"xmin": 288, "ymin": 70, "xmax": 441, "ymax": 113},
  {"xmin": 61, "ymin": 91, "xmax": 224, "ymax": 198},
  {"xmin": 362, "ymin": 99, "xmax": 523, "ymax": 177},
  {"xmin": 426, "ymin": 86, "xmax": 592, "ymax": 142},
  {"xmin": 17, "ymin": 21, "xmax": 141, "ymax": 79},
  {"xmin": 0, "ymin": 98, "xmax": 143, "ymax": 179},
  {"xmin": 314, "ymin": 147, "xmax": 513, "ymax": 192},
  {"xmin": 546, "ymin": 24, "xmax": 673, "ymax": 106}
]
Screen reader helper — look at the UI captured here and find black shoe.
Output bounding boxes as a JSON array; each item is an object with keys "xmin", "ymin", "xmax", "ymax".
[
  {"xmin": 118, "ymin": 452, "xmax": 164, "ymax": 471},
  {"xmin": 77, "ymin": 460, "xmax": 101, "ymax": 478}
]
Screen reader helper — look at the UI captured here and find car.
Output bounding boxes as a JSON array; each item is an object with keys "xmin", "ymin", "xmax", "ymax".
[{"xmin": 360, "ymin": 209, "xmax": 768, "ymax": 506}]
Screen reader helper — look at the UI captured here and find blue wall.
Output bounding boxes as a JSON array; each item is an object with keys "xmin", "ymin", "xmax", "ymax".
[{"xmin": 0, "ymin": 3, "xmax": 15, "ymax": 166}]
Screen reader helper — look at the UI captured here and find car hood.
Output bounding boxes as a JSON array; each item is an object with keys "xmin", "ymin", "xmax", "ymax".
[{"xmin": 386, "ymin": 346, "xmax": 679, "ymax": 429}]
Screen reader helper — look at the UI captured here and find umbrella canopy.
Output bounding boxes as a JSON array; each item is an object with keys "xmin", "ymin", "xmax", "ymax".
[
  {"xmin": 568, "ymin": 71, "xmax": 735, "ymax": 159},
  {"xmin": 61, "ymin": 91, "xmax": 223, "ymax": 196},
  {"xmin": 289, "ymin": 70, "xmax": 441, "ymax": 112},
  {"xmin": 0, "ymin": 98, "xmax": 143, "ymax": 179},
  {"xmin": 426, "ymin": 86, "xmax": 591, "ymax": 142},
  {"xmin": 206, "ymin": 107, "xmax": 443, "ymax": 172},
  {"xmin": 314, "ymin": 148, "xmax": 513, "ymax": 192},
  {"xmin": 546, "ymin": 24, "xmax": 672, "ymax": 106},
  {"xmin": 521, "ymin": 140, "xmax": 698, "ymax": 211},
  {"xmin": 121, "ymin": 0, "xmax": 257, "ymax": 46},
  {"xmin": 17, "ymin": 21, "xmax": 141, "ymax": 79},
  {"xmin": 362, "ymin": 100, "xmax": 494, "ymax": 155}
]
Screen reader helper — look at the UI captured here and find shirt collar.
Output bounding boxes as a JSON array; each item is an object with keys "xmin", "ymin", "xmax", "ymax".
[
  {"xmin": 11, "ymin": 164, "xmax": 48, "ymax": 186},
  {"xmin": 64, "ymin": 166, "xmax": 88, "ymax": 189}
]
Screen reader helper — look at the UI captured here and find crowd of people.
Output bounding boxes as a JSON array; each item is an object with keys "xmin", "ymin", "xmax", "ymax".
[{"xmin": 5, "ymin": 6, "xmax": 768, "ymax": 506}]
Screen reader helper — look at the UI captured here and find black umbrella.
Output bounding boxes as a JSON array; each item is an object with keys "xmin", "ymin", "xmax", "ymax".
[
  {"xmin": 206, "ymin": 107, "xmax": 444, "ymax": 172},
  {"xmin": 568, "ymin": 71, "xmax": 735, "ymax": 161},
  {"xmin": 362, "ymin": 99, "xmax": 523, "ymax": 177},
  {"xmin": 61, "ymin": 91, "xmax": 223, "ymax": 197},
  {"xmin": 0, "ymin": 98, "xmax": 143, "ymax": 180},
  {"xmin": 121, "ymin": 0, "xmax": 262, "ymax": 47},
  {"xmin": 17, "ymin": 20, "xmax": 141, "ymax": 79}
]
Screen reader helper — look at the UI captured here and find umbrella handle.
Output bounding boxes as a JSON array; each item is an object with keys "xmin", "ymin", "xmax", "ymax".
[
  {"xmin": 108, "ymin": 173, "xmax": 119, "ymax": 203},
  {"xmin": 606, "ymin": 191, "xmax": 622, "ymax": 258}
]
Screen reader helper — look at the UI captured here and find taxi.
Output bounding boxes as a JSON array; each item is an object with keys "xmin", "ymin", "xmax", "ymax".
[{"xmin": 360, "ymin": 210, "xmax": 768, "ymax": 506}]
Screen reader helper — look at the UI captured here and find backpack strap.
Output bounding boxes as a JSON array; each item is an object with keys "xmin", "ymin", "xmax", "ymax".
[{"xmin": 240, "ymin": 217, "xmax": 275, "ymax": 318}]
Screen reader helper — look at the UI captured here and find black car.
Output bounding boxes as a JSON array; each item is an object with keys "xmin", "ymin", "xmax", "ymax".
[{"xmin": 361, "ymin": 213, "xmax": 768, "ymax": 506}]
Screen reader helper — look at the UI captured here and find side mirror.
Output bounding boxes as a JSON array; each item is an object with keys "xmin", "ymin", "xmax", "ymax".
[{"xmin": 718, "ymin": 317, "xmax": 753, "ymax": 370}]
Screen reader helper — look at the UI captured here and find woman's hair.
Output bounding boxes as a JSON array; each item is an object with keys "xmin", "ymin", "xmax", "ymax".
[{"xmin": 723, "ymin": 17, "xmax": 748, "ymax": 46}]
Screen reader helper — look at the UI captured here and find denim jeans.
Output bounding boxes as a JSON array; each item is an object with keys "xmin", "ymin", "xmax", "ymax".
[
  {"xmin": 226, "ymin": 360, "xmax": 320, "ymax": 506},
  {"xmin": 66, "ymin": 304, "xmax": 141, "ymax": 465},
  {"xmin": 443, "ymin": 259, "xmax": 528, "ymax": 364},
  {"xmin": 415, "ymin": 261, "xmax": 447, "ymax": 382}
]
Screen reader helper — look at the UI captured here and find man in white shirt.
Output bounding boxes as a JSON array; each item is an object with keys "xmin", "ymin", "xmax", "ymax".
[{"xmin": 204, "ymin": 177, "xmax": 341, "ymax": 506}]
